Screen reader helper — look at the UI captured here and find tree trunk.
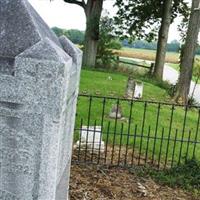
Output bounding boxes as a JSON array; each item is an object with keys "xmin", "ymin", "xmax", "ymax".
[
  {"xmin": 83, "ymin": 29, "xmax": 98, "ymax": 67},
  {"xmin": 153, "ymin": 0, "xmax": 173, "ymax": 80},
  {"xmin": 175, "ymin": 0, "xmax": 200, "ymax": 104},
  {"xmin": 83, "ymin": 0, "xmax": 103, "ymax": 67}
]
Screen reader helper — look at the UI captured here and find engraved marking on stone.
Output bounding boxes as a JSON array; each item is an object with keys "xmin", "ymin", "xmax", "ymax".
[
  {"xmin": 0, "ymin": 57, "xmax": 15, "ymax": 76},
  {"xmin": 0, "ymin": 148, "xmax": 33, "ymax": 162},
  {"xmin": 0, "ymin": 101, "xmax": 24, "ymax": 111},
  {"xmin": 26, "ymin": 71, "xmax": 37, "ymax": 77},
  {"xmin": 0, "ymin": 116, "xmax": 22, "ymax": 130},
  {"xmin": 66, "ymin": 91, "xmax": 76, "ymax": 105},
  {"xmin": 1, "ymin": 128, "xmax": 34, "ymax": 149},
  {"xmin": 0, "ymin": 115, "xmax": 21, "ymax": 120},
  {"xmin": 1, "ymin": 162, "xmax": 34, "ymax": 176},
  {"xmin": 0, "ymin": 189, "xmax": 20, "ymax": 200}
]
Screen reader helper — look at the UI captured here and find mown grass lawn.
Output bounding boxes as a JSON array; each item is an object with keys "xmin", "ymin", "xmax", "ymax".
[
  {"xmin": 167, "ymin": 63, "xmax": 180, "ymax": 71},
  {"xmin": 79, "ymin": 69, "xmax": 171, "ymax": 102},
  {"xmin": 75, "ymin": 69, "xmax": 200, "ymax": 166}
]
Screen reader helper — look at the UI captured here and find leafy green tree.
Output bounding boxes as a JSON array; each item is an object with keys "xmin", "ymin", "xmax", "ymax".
[
  {"xmin": 121, "ymin": 39, "xmax": 180, "ymax": 52},
  {"xmin": 167, "ymin": 40, "xmax": 180, "ymax": 52},
  {"xmin": 52, "ymin": 27, "xmax": 65, "ymax": 37},
  {"xmin": 52, "ymin": 27, "xmax": 85, "ymax": 44},
  {"xmin": 96, "ymin": 16, "xmax": 122, "ymax": 68},
  {"xmin": 63, "ymin": 0, "xmax": 104, "ymax": 67},
  {"xmin": 65, "ymin": 29, "xmax": 85, "ymax": 44},
  {"xmin": 115, "ymin": 0, "xmax": 189, "ymax": 79}
]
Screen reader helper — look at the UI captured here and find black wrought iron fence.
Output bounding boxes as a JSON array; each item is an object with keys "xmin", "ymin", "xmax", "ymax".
[{"xmin": 73, "ymin": 94, "xmax": 200, "ymax": 169}]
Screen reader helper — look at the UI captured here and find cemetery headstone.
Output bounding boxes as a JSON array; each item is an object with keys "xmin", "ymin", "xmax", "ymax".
[
  {"xmin": 126, "ymin": 77, "xmax": 143, "ymax": 99},
  {"xmin": 75, "ymin": 126, "xmax": 105, "ymax": 153},
  {"xmin": 0, "ymin": 0, "xmax": 82, "ymax": 200},
  {"xmin": 126, "ymin": 77, "xmax": 136, "ymax": 99},
  {"xmin": 109, "ymin": 105, "xmax": 122, "ymax": 119},
  {"xmin": 134, "ymin": 81, "xmax": 144, "ymax": 99}
]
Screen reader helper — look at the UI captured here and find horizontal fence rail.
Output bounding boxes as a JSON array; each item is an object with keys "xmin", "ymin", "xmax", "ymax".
[
  {"xmin": 118, "ymin": 60, "xmax": 151, "ymax": 69},
  {"xmin": 116, "ymin": 56, "xmax": 155, "ymax": 74},
  {"xmin": 72, "ymin": 95, "xmax": 200, "ymax": 169}
]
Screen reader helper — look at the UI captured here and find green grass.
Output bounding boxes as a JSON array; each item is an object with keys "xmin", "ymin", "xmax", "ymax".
[
  {"xmin": 167, "ymin": 63, "xmax": 180, "ymax": 71},
  {"xmin": 79, "ymin": 70, "xmax": 172, "ymax": 102},
  {"xmin": 75, "ymin": 69, "xmax": 200, "ymax": 166}
]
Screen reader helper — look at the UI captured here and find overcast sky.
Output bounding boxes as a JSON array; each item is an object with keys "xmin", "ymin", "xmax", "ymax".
[{"xmin": 29, "ymin": 0, "xmax": 192, "ymax": 42}]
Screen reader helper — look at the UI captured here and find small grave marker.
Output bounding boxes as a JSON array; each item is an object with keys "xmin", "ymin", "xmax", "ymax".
[
  {"xmin": 75, "ymin": 126, "xmax": 105, "ymax": 153},
  {"xmin": 126, "ymin": 77, "xmax": 144, "ymax": 99},
  {"xmin": 109, "ymin": 104, "xmax": 122, "ymax": 119},
  {"xmin": 134, "ymin": 81, "xmax": 144, "ymax": 99}
]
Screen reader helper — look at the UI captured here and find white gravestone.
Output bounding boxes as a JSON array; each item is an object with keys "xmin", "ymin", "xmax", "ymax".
[
  {"xmin": 76, "ymin": 126, "xmax": 105, "ymax": 153},
  {"xmin": 134, "ymin": 81, "xmax": 144, "ymax": 99},
  {"xmin": 126, "ymin": 77, "xmax": 144, "ymax": 99}
]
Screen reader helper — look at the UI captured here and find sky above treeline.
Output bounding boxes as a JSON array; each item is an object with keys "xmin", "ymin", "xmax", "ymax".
[{"xmin": 29, "ymin": 0, "xmax": 193, "ymax": 42}]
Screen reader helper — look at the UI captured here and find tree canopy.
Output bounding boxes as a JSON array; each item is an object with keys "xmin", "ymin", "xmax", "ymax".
[
  {"xmin": 96, "ymin": 15, "xmax": 122, "ymax": 68},
  {"xmin": 52, "ymin": 27, "xmax": 85, "ymax": 44},
  {"xmin": 114, "ymin": 0, "xmax": 189, "ymax": 41}
]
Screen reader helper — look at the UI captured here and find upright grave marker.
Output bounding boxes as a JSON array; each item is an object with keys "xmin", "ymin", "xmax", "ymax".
[
  {"xmin": 75, "ymin": 126, "xmax": 105, "ymax": 153},
  {"xmin": 0, "ymin": 0, "xmax": 82, "ymax": 199},
  {"xmin": 126, "ymin": 77, "xmax": 144, "ymax": 99}
]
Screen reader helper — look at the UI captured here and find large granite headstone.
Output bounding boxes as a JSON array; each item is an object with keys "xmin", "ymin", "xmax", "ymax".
[{"xmin": 0, "ymin": 0, "xmax": 82, "ymax": 199}]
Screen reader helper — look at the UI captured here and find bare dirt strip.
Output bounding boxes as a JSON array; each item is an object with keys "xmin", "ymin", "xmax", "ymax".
[{"xmin": 70, "ymin": 163, "xmax": 199, "ymax": 200}]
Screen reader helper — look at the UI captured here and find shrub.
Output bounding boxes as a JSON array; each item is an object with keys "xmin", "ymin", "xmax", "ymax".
[{"xmin": 96, "ymin": 15, "xmax": 122, "ymax": 68}]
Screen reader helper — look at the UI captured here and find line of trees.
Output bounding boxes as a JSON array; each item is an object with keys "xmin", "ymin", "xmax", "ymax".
[
  {"xmin": 52, "ymin": 27, "xmax": 187, "ymax": 53},
  {"xmin": 60, "ymin": 0, "xmax": 200, "ymax": 104},
  {"xmin": 122, "ymin": 39, "xmax": 181, "ymax": 53},
  {"xmin": 52, "ymin": 27, "xmax": 85, "ymax": 44}
]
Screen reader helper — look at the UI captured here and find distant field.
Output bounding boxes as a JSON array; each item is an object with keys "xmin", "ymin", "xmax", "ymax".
[{"xmin": 115, "ymin": 48, "xmax": 180, "ymax": 64}]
